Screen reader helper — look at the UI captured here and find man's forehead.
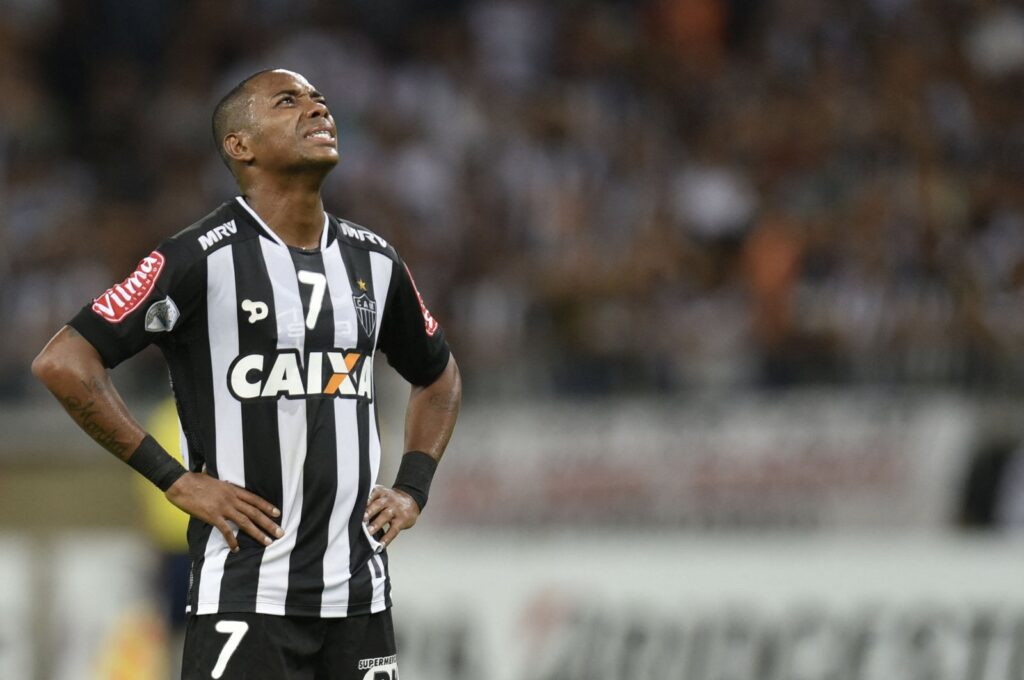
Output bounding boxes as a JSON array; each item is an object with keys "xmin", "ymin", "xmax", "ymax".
[{"xmin": 249, "ymin": 70, "xmax": 318, "ymax": 96}]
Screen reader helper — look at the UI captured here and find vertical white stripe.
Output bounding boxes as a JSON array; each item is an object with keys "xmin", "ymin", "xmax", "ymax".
[
  {"xmin": 320, "ymin": 243, "xmax": 357, "ymax": 614},
  {"xmin": 367, "ymin": 252, "xmax": 393, "ymax": 352},
  {"xmin": 254, "ymin": 237, "xmax": 307, "ymax": 615},
  {"xmin": 366, "ymin": 397, "xmax": 383, "ymax": 512},
  {"xmin": 325, "ymin": 398, "xmax": 360, "ymax": 615},
  {"xmin": 366, "ymin": 253, "xmax": 393, "ymax": 484},
  {"xmin": 367, "ymin": 252, "xmax": 394, "ymax": 611},
  {"xmin": 197, "ymin": 246, "xmax": 241, "ymax": 614},
  {"xmin": 178, "ymin": 419, "xmax": 189, "ymax": 471}
]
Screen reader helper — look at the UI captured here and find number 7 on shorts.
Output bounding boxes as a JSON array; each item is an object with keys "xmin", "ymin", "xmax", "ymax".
[{"xmin": 211, "ymin": 620, "xmax": 249, "ymax": 679}]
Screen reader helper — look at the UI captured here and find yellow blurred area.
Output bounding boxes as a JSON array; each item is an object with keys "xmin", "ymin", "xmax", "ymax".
[
  {"xmin": 136, "ymin": 398, "xmax": 188, "ymax": 553},
  {"xmin": 92, "ymin": 605, "xmax": 167, "ymax": 680}
]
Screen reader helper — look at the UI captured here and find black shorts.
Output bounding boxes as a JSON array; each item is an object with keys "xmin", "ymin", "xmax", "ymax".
[{"xmin": 181, "ymin": 609, "xmax": 398, "ymax": 680}]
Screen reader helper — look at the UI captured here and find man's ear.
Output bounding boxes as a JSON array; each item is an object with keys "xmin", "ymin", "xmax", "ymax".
[{"xmin": 224, "ymin": 132, "xmax": 255, "ymax": 165}]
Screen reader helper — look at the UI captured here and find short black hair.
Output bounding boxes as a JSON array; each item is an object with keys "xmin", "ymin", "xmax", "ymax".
[{"xmin": 211, "ymin": 69, "xmax": 275, "ymax": 169}]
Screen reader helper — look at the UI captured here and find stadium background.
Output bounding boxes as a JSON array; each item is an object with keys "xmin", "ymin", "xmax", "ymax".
[{"xmin": 2, "ymin": 0, "xmax": 1024, "ymax": 678}]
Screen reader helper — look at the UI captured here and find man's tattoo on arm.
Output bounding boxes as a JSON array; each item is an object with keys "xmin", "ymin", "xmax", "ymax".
[
  {"xmin": 78, "ymin": 376, "xmax": 107, "ymax": 396},
  {"xmin": 62, "ymin": 395, "xmax": 130, "ymax": 458},
  {"xmin": 427, "ymin": 391, "xmax": 459, "ymax": 413}
]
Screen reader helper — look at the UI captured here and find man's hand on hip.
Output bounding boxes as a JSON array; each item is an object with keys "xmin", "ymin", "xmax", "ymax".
[
  {"xmin": 165, "ymin": 472, "xmax": 283, "ymax": 552},
  {"xmin": 364, "ymin": 485, "xmax": 420, "ymax": 548}
]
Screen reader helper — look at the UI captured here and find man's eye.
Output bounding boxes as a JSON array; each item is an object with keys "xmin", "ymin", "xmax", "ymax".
[{"xmin": 278, "ymin": 96, "xmax": 294, "ymax": 106}]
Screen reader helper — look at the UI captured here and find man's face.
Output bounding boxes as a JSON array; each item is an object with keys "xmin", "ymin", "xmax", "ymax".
[{"xmin": 242, "ymin": 70, "xmax": 339, "ymax": 173}]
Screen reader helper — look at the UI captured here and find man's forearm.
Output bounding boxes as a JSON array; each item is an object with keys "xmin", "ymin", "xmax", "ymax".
[
  {"xmin": 365, "ymin": 354, "xmax": 461, "ymax": 541},
  {"xmin": 403, "ymin": 354, "xmax": 462, "ymax": 461},
  {"xmin": 32, "ymin": 326, "xmax": 146, "ymax": 461},
  {"xmin": 33, "ymin": 326, "xmax": 282, "ymax": 549}
]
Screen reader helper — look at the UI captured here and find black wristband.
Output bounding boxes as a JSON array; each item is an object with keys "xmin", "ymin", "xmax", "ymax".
[
  {"xmin": 392, "ymin": 451, "xmax": 438, "ymax": 511},
  {"xmin": 127, "ymin": 435, "xmax": 188, "ymax": 492}
]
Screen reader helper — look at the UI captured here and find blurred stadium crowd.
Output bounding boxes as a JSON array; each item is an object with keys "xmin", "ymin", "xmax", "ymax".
[{"xmin": 2, "ymin": 0, "xmax": 1023, "ymax": 398}]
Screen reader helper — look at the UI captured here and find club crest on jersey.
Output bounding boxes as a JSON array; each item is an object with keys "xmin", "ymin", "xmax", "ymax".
[
  {"xmin": 228, "ymin": 349, "xmax": 373, "ymax": 401},
  {"xmin": 352, "ymin": 293, "xmax": 377, "ymax": 336},
  {"xmin": 92, "ymin": 251, "xmax": 165, "ymax": 323}
]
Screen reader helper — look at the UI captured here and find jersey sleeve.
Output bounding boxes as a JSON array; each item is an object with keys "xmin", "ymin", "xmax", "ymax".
[
  {"xmin": 68, "ymin": 238, "xmax": 197, "ymax": 368},
  {"xmin": 377, "ymin": 257, "xmax": 451, "ymax": 386}
]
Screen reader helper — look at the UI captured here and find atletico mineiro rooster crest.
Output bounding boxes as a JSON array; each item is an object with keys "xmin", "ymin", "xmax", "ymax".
[{"xmin": 353, "ymin": 293, "xmax": 376, "ymax": 336}]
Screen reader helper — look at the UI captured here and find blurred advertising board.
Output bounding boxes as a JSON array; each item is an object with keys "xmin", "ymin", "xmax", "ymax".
[
  {"xmin": 0, "ymin": 533, "xmax": 166, "ymax": 680},
  {"xmin": 390, "ymin": 531, "xmax": 1024, "ymax": 680},
  {"xmin": 4, "ymin": 531, "xmax": 1022, "ymax": 680},
  {"xmin": 435, "ymin": 393, "xmax": 975, "ymax": 529},
  {"xmin": 0, "ymin": 538, "xmax": 33, "ymax": 679},
  {"xmin": 49, "ymin": 535, "xmax": 166, "ymax": 680}
]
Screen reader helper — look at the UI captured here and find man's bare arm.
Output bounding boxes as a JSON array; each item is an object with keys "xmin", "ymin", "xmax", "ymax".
[
  {"xmin": 32, "ymin": 326, "xmax": 284, "ymax": 551},
  {"xmin": 365, "ymin": 354, "xmax": 462, "ymax": 546},
  {"xmin": 404, "ymin": 354, "xmax": 462, "ymax": 462},
  {"xmin": 32, "ymin": 327, "xmax": 146, "ymax": 457}
]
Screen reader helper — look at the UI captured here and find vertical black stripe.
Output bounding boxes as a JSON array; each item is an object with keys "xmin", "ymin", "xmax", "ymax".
[
  {"xmin": 339, "ymin": 245, "xmax": 377, "ymax": 613},
  {"xmin": 382, "ymin": 549, "xmax": 392, "ymax": 608},
  {"xmin": 286, "ymin": 250, "xmax": 338, "ymax": 615},
  {"xmin": 350, "ymin": 399, "xmax": 374, "ymax": 614},
  {"xmin": 162, "ymin": 258, "xmax": 215, "ymax": 614},
  {"xmin": 219, "ymin": 238, "xmax": 283, "ymax": 611}
]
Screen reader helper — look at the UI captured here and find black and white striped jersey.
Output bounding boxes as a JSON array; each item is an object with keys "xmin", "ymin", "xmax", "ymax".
[{"xmin": 69, "ymin": 196, "xmax": 451, "ymax": 618}]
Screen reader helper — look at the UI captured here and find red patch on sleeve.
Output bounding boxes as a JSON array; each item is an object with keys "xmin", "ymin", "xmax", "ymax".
[
  {"xmin": 405, "ymin": 264, "xmax": 439, "ymax": 337},
  {"xmin": 91, "ymin": 251, "xmax": 166, "ymax": 323}
]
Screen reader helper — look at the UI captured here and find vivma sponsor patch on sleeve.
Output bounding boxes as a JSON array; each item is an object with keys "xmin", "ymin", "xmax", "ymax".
[{"xmin": 92, "ymin": 251, "xmax": 166, "ymax": 323}]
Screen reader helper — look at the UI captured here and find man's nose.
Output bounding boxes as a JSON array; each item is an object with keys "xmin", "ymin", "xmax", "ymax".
[{"xmin": 307, "ymin": 100, "xmax": 330, "ymax": 118}]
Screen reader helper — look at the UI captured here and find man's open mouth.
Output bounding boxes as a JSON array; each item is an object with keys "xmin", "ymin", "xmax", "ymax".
[{"xmin": 305, "ymin": 128, "xmax": 335, "ymax": 141}]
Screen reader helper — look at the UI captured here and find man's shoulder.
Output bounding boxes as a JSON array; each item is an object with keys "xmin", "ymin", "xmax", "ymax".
[
  {"xmin": 164, "ymin": 200, "xmax": 255, "ymax": 261},
  {"xmin": 331, "ymin": 216, "xmax": 399, "ymax": 261}
]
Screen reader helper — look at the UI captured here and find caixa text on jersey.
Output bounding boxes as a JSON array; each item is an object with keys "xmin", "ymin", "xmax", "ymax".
[{"xmin": 227, "ymin": 349, "xmax": 373, "ymax": 401}]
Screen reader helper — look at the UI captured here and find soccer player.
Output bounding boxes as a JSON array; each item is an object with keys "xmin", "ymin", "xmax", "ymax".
[{"xmin": 32, "ymin": 69, "xmax": 462, "ymax": 679}]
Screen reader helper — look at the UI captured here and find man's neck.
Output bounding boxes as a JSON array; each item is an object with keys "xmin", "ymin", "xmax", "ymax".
[{"xmin": 242, "ymin": 177, "xmax": 327, "ymax": 250}]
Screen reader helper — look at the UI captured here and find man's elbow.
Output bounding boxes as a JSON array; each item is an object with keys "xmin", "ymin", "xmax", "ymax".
[
  {"xmin": 31, "ymin": 327, "xmax": 97, "ymax": 388},
  {"xmin": 31, "ymin": 344, "xmax": 64, "ymax": 387},
  {"xmin": 31, "ymin": 355, "xmax": 53, "ymax": 389}
]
